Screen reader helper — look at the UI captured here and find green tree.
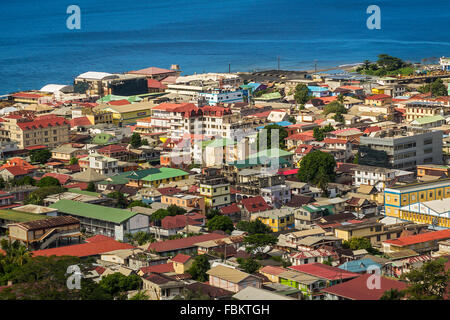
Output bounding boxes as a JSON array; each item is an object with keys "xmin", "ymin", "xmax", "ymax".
[
  {"xmin": 294, "ymin": 84, "xmax": 311, "ymax": 105},
  {"xmin": 86, "ymin": 182, "xmax": 96, "ymax": 192},
  {"xmin": 24, "ymin": 186, "xmax": 66, "ymax": 205},
  {"xmin": 127, "ymin": 200, "xmax": 149, "ymax": 209},
  {"xmin": 333, "ymin": 112, "xmax": 345, "ymax": 123},
  {"xmin": 342, "ymin": 237, "xmax": 380, "ymax": 255},
  {"xmin": 12, "ymin": 176, "xmax": 35, "ymax": 187},
  {"xmin": 150, "ymin": 205, "xmax": 186, "ymax": 222},
  {"xmin": 380, "ymin": 288, "xmax": 405, "ymax": 300},
  {"xmin": 237, "ymin": 258, "xmax": 260, "ymax": 274},
  {"xmin": 206, "ymin": 215, "xmax": 234, "ymax": 233},
  {"xmin": 107, "ymin": 191, "xmax": 127, "ymax": 208},
  {"xmin": 37, "ymin": 176, "xmax": 60, "ymax": 188},
  {"xmin": 323, "ymin": 101, "xmax": 347, "ymax": 116},
  {"xmin": 99, "ymin": 273, "xmax": 142, "ymax": 299},
  {"xmin": 418, "ymin": 78, "xmax": 448, "ymax": 96},
  {"xmin": 69, "ymin": 157, "xmax": 78, "ymax": 165},
  {"xmin": 288, "ymin": 116, "xmax": 297, "ymax": 124},
  {"xmin": 400, "ymin": 257, "xmax": 450, "ymax": 300},
  {"xmin": 312, "ymin": 124, "xmax": 334, "ymax": 141},
  {"xmin": 353, "ymin": 152, "xmax": 360, "ymax": 164},
  {"xmin": 256, "ymin": 124, "xmax": 288, "ymax": 151},
  {"xmin": 297, "ymin": 150, "xmax": 336, "ymax": 185},
  {"xmin": 127, "ymin": 231, "xmax": 155, "ymax": 246},
  {"xmin": 337, "ymin": 94, "xmax": 345, "ymax": 104},
  {"xmin": 130, "ymin": 133, "xmax": 142, "ymax": 148},
  {"xmin": 206, "ymin": 208, "xmax": 220, "ymax": 220},
  {"xmin": 29, "ymin": 149, "xmax": 51, "ymax": 164},
  {"xmin": 243, "ymin": 234, "xmax": 277, "ymax": 256},
  {"xmin": 174, "ymin": 288, "xmax": 212, "ymax": 300},
  {"xmin": 187, "ymin": 255, "xmax": 210, "ymax": 282},
  {"xmin": 236, "ymin": 220, "xmax": 272, "ymax": 234},
  {"xmin": 167, "ymin": 204, "xmax": 187, "ymax": 216},
  {"xmin": 129, "ymin": 290, "xmax": 149, "ymax": 300}
]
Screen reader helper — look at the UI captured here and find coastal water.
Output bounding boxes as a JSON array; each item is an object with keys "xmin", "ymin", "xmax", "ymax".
[{"xmin": 0, "ymin": 0, "xmax": 449, "ymax": 94}]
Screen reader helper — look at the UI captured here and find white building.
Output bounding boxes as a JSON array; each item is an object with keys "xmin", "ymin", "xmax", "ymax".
[
  {"xmin": 79, "ymin": 152, "xmax": 119, "ymax": 176},
  {"xmin": 199, "ymin": 89, "xmax": 244, "ymax": 105},
  {"xmin": 352, "ymin": 165, "xmax": 413, "ymax": 191}
]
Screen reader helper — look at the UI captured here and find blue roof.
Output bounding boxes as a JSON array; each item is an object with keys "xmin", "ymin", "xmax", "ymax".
[
  {"xmin": 256, "ymin": 121, "xmax": 292, "ymax": 130},
  {"xmin": 308, "ymin": 86, "xmax": 330, "ymax": 92},
  {"xmin": 338, "ymin": 258, "xmax": 381, "ymax": 273}
]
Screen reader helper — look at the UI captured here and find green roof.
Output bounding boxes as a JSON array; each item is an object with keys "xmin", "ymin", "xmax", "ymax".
[
  {"xmin": 247, "ymin": 148, "xmax": 293, "ymax": 159},
  {"xmin": 228, "ymin": 157, "xmax": 290, "ymax": 169},
  {"xmin": 99, "ymin": 171, "xmax": 133, "ymax": 185},
  {"xmin": 126, "ymin": 168, "xmax": 161, "ymax": 180},
  {"xmin": 49, "ymin": 199, "xmax": 137, "ymax": 224},
  {"xmin": 0, "ymin": 210, "xmax": 48, "ymax": 223},
  {"xmin": 92, "ymin": 133, "xmax": 115, "ymax": 145},
  {"xmin": 140, "ymin": 167, "xmax": 189, "ymax": 182},
  {"xmin": 205, "ymin": 138, "xmax": 237, "ymax": 148},
  {"xmin": 96, "ymin": 94, "xmax": 143, "ymax": 104},
  {"xmin": 412, "ymin": 115, "xmax": 445, "ymax": 125},
  {"xmin": 254, "ymin": 92, "xmax": 282, "ymax": 101},
  {"xmin": 68, "ymin": 188, "xmax": 101, "ymax": 197}
]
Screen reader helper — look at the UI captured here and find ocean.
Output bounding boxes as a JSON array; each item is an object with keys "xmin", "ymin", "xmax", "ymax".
[{"xmin": 0, "ymin": 0, "xmax": 449, "ymax": 94}]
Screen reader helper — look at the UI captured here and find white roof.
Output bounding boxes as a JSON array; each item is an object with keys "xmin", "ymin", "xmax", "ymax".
[
  {"xmin": 39, "ymin": 84, "xmax": 73, "ymax": 93},
  {"xmin": 76, "ymin": 72, "xmax": 117, "ymax": 80},
  {"xmin": 232, "ymin": 286, "xmax": 296, "ymax": 300}
]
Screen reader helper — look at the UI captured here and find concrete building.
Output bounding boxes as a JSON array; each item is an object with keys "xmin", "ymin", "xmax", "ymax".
[
  {"xmin": 359, "ymin": 127, "xmax": 443, "ymax": 170},
  {"xmin": 0, "ymin": 114, "xmax": 70, "ymax": 149},
  {"xmin": 79, "ymin": 153, "xmax": 119, "ymax": 176},
  {"xmin": 405, "ymin": 101, "xmax": 446, "ymax": 122}
]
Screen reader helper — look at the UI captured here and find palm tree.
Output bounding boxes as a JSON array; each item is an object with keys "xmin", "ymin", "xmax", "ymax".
[
  {"xmin": 380, "ymin": 288, "xmax": 405, "ymax": 300},
  {"xmin": 337, "ymin": 94, "xmax": 345, "ymax": 104},
  {"xmin": 363, "ymin": 60, "xmax": 371, "ymax": 70}
]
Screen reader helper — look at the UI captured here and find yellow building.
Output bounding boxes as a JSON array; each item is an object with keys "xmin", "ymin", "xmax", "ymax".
[
  {"xmin": 384, "ymin": 178, "xmax": 450, "ymax": 219},
  {"xmin": 85, "ymin": 109, "xmax": 113, "ymax": 125},
  {"xmin": 168, "ymin": 254, "xmax": 194, "ymax": 274},
  {"xmin": 102, "ymin": 102, "xmax": 153, "ymax": 125},
  {"xmin": 251, "ymin": 208, "xmax": 295, "ymax": 232},
  {"xmin": 197, "ymin": 168, "xmax": 231, "ymax": 209}
]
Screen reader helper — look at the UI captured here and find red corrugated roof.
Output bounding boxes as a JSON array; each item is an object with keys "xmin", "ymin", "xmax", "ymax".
[
  {"xmin": 17, "ymin": 115, "xmax": 69, "ymax": 131},
  {"xmin": 366, "ymin": 94, "xmax": 391, "ymax": 100},
  {"xmin": 139, "ymin": 262, "xmax": 175, "ymax": 274},
  {"xmin": 32, "ymin": 237, "xmax": 134, "ymax": 257},
  {"xmin": 146, "ymin": 233, "xmax": 227, "ymax": 253},
  {"xmin": 147, "ymin": 79, "xmax": 168, "ymax": 89},
  {"xmin": 220, "ymin": 203, "xmax": 241, "ymax": 215},
  {"xmin": 259, "ymin": 265, "xmax": 287, "ymax": 276},
  {"xmin": 1, "ymin": 166, "xmax": 29, "ymax": 176},
  {"xmin": 170, "ymin": 253, "xmax": 192, "ymax": 264},
  {"xmin": 321, "ymin": 274, "xmax": 407, "ymax": 300},
  {"xmin": 289, "ymin": 263, "xmax": 359, "ymax": 281},
  {"xmin": 383, "ymin": 229, "xmax": 450, "ymax": 247},
  {"xmin": 70, "ymin": 116, "xmax": 92, "ymax": 127},
  {"xmin": 41, "ymin": 172, "xmax": 71, "ymax": 185},
  {"xmin": 241, "ymin": 196, "xmax": 271, "ymax": 213},
  {"xmin": 108, "ymin": 99, "xmax": 130, "ymax": 106}
]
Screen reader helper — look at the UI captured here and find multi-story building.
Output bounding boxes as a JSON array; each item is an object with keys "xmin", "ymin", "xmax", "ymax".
[
  {"xmin": 51, "ymin": 143, "xmax": 88, "ymax": 162},
  {"xmin": 0, "ymin": 114, "xmax": 70, "ymax": 149},
  {"xmin": 396, "ymin": 197, "xmax": 450, "ymax": 229},
  {"xmin": 150, "ymin": 103, "xmax": 203, "ymax": 138},
  {"xmin": 384, "ymin": 178, "xmax": 450, "ymax": 219},
  {"xmin": 359, "ymin": 127, "xmax": 443, "ymax": 170},
  {"xmin": 199, "ymin": 89, "xmax": 244, "ymax": 105},
  {"xmin": 404, "ymin": 101, "xmax": 446, "ymax": 122},
  {"xmin": 79, "ymin": 152, "xmax": 119, "ymax": 176},
  {"xmin": 334, "ymin": 218, "xmax": 428, "ymax": 247},
  {"xmin": 197, "ymin": 168, "xmax": 231, "ymax": 209},
  {"xmin": 74, "ymin": 72, "xmax": 148, "ymax": 96},
  {"xmin": 72, "ymin": 107, "xmax": 113, "ymax": 125},
  {"xmin": 416, "ymin": 164, "xmax": 450, "ymax": 178},
  {"xmin": 250, "ymin": 208, "xmax": 295, "ymax": 232},
  {"xmin": 101, "ymin": 102, "xmax": 153, "ymax": 126},
  {"xmin": 352, "ymin": 165, "xmax": 414, "ymax": 191}
]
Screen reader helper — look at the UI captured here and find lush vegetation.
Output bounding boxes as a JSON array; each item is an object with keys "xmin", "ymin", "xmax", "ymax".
[
  {"xmin": 37, "ymin": 176, "xmax": 60, "ymax": 188},
  {"xmin": 418, "ymin": 78, "xmax": 448, "ymax": 96},
  {"xmin": 342, "ymin": 237, "xmax": 381, "ymax": 255},
  {"xmin": 237, "ymin": 257, "xmax": 260, "ymax": 274},
  {"xmin": 29, "ymin": 149, "xmax": 52, "ymax": 164},
  {"xmin": 150, "ymin": 205, "xmax": 187, "ymax": 222},
  {"xmin": 382, "ymin": 257, "xmax": 449, "ymax": 300},
  {"xmin": 24, "ymin": 186, "xmax": 66, "ymax": 205},
  {"xmin": 107, "ymin": 191, "xmax": 128, "ymax": 208},
  {"xmin": 206, "ymin": 215, "xmax": 234, "ymax": 234},
  {"xmin": 98, "ymin": 273, "xmax": 142, "ymax": 300},
  {"xmin": 125, "ymin": 231, "xmax": 156, "ymax": 246},
  {"xmin": 86, "ymin": 182, "xmax": 96, "ymax": 192},
  {"xmin": 297, "ymin": 150, "xmax": 336, "ymax": 193},
  {"xmin": 294, "ymin": 84, "xmax": 312, "ymax": 105},
  {"xmin": 187, "ymin": 255, "xmax": 210, "ymax": 282},
  {"xmin": 243, "ymin": 233, "xmax": 277, "ymax": 257},
  {"xmin": 356, "ymin": 54, "xmax": 414, "ymax": 76},
  {"xmin": 312, "ymin": 124, "xmax": 334, "ymax": 141},
  {"xmin": 236, "ymin": 220, "xmax": 272, "ymax": 234},
  {"xmin": 256, "ymin": 124, "xmax": 288, "ymax": 150}
]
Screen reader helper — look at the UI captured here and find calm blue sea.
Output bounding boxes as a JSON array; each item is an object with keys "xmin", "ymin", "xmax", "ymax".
[{"xmin": 0, "ymin": 0, "xmax": 449, "ymax": 94}]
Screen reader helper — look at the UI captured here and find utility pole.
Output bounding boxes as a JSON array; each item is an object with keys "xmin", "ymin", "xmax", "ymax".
[
  {"xmin": 314, "ymin": 59, "xmax": 318, "ymax": 74},
  {"xmin": 277, "ymin": 56, "xmax": 280, "ymax": 71},
  {"xmin": 229, "ymin": 63, "xmax": 231, "ymax": 74}
]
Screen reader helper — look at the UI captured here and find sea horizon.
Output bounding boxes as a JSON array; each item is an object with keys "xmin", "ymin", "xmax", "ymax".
[{"xmin": 0, "ymin": 0, "xmax": 449, "ymax": 95}]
